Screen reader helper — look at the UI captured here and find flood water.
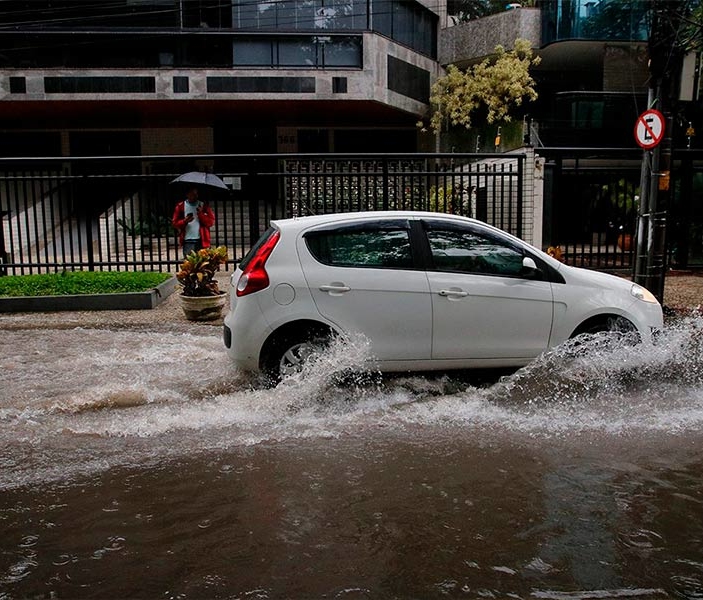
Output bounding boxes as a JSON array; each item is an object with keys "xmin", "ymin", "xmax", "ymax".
[{"xmin": 2, "ymin": 317, "xmax": 703, "ymax": 599}]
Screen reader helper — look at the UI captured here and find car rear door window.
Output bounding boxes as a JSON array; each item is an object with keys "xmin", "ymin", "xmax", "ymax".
[{"xmin": 306, "ymin": 228, "xmax": 413, "ymax": 269}]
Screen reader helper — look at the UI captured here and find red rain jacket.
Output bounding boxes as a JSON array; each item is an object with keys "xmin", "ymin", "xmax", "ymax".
[{"xmin": 172, "ymin": 201, "xmax": 216, "ymax": 248}]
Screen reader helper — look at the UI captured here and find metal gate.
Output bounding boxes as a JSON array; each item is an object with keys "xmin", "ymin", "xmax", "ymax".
[{"xmin": 0, "ymin": 153, "xmax": 525, "ymax": 275}]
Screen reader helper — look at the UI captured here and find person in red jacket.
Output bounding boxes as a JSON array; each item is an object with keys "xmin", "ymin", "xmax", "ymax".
[{"xmin": 172, "ymin": 186, "xmax": 216, "ymax": 258}]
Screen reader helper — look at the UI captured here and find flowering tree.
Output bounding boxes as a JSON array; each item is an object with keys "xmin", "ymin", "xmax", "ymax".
[{"xmin": 428, "ymin": 39, "xmax": 540, "ymax": 134}]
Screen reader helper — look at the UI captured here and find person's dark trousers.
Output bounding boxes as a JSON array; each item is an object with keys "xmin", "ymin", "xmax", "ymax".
[{"xmin": 183, "ymin": 239, "xmax": 202, "ymax": 258}]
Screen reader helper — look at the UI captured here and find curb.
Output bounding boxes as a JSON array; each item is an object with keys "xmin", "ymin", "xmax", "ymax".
[{"xmin": 0, "ymin": 276, "xmax": 178, "ymax": 312}]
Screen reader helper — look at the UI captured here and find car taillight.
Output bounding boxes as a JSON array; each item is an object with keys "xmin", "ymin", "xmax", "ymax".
[{"xmin": 236, "ymin": 230, "xmax": 280, "ymax": 297}]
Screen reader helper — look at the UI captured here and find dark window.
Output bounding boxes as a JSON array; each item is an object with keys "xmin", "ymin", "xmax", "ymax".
[
  {"xmin": 233, "ymin": 40, "xmax": 274, "ymax": 66},
  {"xmin": 69, "ymin": 131, "xmax": 141, "ymax": 157},
  {"xmin": 306, "ymin": 228, "xmax": 413, "ymax": 268},
  {"xmin": 298, "ymin": 129, "xmax": 330, "ymax": 152},
  {"xmin": 9, "ymin": 77, "xmax": 26, "ymax": 94},
  {"xmin": 173, "ymin": 76, "xmax": 189, "ymax": 93},
  {"xmin": 0, "ymin": 0, "xmax": 180, "ymax": 28},
  {"xmin": 279, "ymin": 39, "xmax": 316, "ymax": 66},
  {"xmin": 207, "ymin": 76, "xmax": 315, "ymax": 93},
  {"xmin": 371, "ymin": 0, "xmax": 437, "ymax": 58},
  {"xmin": 323, "ymin": 37, "xmax": 361, "ymax": 66},
  {"xmin": 387, "ymin": 56, "xmax": 429, "ymax": 103},
  {"xmin": 426, "ymin": 226, "xmax": 524, "ymax": 277},
  {"xmin": 0, "ymin": 132, "xmax": 61, "ymax": 157},
  {"xmin": 333, "ymin": 128, "xmax": 417, "ymax": 152},
  {"xmin": 233, "ymin": 36, "xmax": 361, "ymax": 68},
  {"xmin": 45, "ymin": 76, "xmax": 155, "ymax": 94},
  {"xmin": 332, "ymin": 77, "xmax": 347, "ymax": 93}
]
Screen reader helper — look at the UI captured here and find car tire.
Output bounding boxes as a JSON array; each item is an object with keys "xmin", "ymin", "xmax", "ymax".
[
  {"xmin": 573, "ymin": 315, "xmax": 640, "ymax": 342},
  {"xmin": 262, "ymin": 329, "xmax": 331, "ymax": 386}
]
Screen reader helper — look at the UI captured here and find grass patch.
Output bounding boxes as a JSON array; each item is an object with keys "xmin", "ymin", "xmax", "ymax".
[{"xmin": 0, "ymin": 271, "xmax": 173, "ymax": 297}]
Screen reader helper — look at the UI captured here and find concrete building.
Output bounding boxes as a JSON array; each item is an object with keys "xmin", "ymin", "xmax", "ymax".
[
  {"xmin": 0, "ymin": 0, "xmax": 657, "ymax": 157},
  {"xmin": 0, "ymin": 0, "xmax": 444, "ymax": 157}
]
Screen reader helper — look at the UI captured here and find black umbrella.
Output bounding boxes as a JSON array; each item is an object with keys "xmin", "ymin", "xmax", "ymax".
[{"xmin": 170, "ymin": 171, "xmax": 229, "ymax": 190}]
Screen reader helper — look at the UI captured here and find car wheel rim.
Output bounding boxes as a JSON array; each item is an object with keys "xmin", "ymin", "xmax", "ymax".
[
  {"xmin": 279, "ymin": 342, "xmax": 319, "ymax": 377},
  {"xmin": 606, "ymin": 316, "xmax": 636, "ymax": 333}
]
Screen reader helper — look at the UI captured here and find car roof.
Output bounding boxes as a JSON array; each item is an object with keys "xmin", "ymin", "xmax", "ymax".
[
  {"xmin": 269, "ymin": 210, "xmax": 568, "ymax": 274},
  {"xmin": 270, "ymin": 211, "xmax": 481, "ymax": 233}
]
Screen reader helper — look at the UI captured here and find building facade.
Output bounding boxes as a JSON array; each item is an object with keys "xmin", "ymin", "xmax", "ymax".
[
  {"xmin": 0, "ymin": 0, "xmax": 443, "ymax": 157},
  {"xmin": 2, "ymin": 0, "xmax": 701, "ymax": 270}
]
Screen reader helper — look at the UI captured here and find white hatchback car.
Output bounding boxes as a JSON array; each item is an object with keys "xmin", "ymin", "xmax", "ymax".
[{"xmin": 223, "ymin": 211, "xmax": 663, "ymax": 383}]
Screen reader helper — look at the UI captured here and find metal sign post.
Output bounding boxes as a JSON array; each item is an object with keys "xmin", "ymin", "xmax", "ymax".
[{"xmin": 634, "ymin": 104, "xmax": 669, "ymax": 304}]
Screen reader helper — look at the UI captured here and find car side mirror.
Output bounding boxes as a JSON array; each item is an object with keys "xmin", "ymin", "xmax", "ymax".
[{"xmin": 521, "ymin": 256, "xmax": 542, "ymax": 279}]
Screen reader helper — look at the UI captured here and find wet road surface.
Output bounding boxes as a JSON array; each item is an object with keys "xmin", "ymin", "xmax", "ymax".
[{"xmin": 2, "ymin": 316, "xmax": 703, "ymax": 599}]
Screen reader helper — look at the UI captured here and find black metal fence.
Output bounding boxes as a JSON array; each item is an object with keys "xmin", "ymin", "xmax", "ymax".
[
  {"xmin": 0, "ymin": 153, "xmax": 525, "ymax": 275},
  {"xmin": 541, "ymin": 148, "xmax": 641, "ymax": 270},
  {"xmin": 541, "ymin": 147, "xmax": 703, "ymax": 271}
]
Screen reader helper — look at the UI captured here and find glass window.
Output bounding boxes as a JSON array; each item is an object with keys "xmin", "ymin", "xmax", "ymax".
[
  {"xmin": 276, "ymin": 1, "xmax": 297, "ymax": 28},
  {"xmin": 427, "ymin": 228, "xmax": 524, "ymax": 277},
  {"xmin": 234, "ymin": 0, "xmax": 367, "ymax": 30},
  {"xmin": 306, "ymin": 228, "xmax": 413, "ymax": 268},
  {"xmin": 572, "ymin": 100, "xmax": 604, "ymax": 129},
  {"xmin": 329, "ymin": 0, "xmax": 368, "ymax": 29},
  {"xmin": 234, "ymin": 0, "xmax": 277, "ymax": 28},
  {"xmin": 372, "ymin": 0, "xmax": 392, "ymax": 37},
  {"xmin": 323, "ymin": 37, "xmax": 362, "ymax": 67},
  {"xmin": 279, "ymin": 39, "xmax": 317, "ymax": 66},
  {"xmin": 233, "ymin": 40, "xmax": 273, "ymax": 66},
  {"xmin": 392, "ymin": 2, "xmax": 414, "ymax": 48}
]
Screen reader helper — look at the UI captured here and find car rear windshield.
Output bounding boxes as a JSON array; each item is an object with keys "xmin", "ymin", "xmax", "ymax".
[{"xmin": 238, "ymin": 226, "xmax": 277, "ymax": 271}]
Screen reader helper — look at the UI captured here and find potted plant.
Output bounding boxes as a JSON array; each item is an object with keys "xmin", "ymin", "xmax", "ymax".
[{"xmin": 176, "ymin": 245, "xmax": 229, "ymax": 321}]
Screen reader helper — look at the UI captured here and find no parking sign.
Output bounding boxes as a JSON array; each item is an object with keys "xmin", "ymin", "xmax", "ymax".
[{"xmin": 634, "ymin": 109, "xmax": 665, "ymax": 149}]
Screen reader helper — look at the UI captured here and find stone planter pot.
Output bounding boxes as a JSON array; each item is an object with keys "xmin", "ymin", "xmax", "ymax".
[{"xmin": 179, "ymin": 292, "xmax": 227, "ymax": 321}]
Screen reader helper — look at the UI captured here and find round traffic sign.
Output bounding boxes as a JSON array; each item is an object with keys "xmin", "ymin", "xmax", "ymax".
[{"xmin": 634, "ymin": 109, "xmax": 665, "ymax": 149}]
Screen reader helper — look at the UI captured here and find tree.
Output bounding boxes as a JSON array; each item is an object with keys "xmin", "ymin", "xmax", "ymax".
[{"xmin": 428, "ymin": 39, "xmax": 540, "ymax": 134}]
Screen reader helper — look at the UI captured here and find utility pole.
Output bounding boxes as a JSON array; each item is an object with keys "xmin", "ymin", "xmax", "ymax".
[{"xmin": 634, "ymin": 0, "xmax": 683, "ymax": 303}]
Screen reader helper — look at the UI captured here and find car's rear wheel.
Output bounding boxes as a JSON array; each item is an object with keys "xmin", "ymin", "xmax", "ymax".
[{"xmin": 262, "ymin": 328, "xmax": 332, "ymax": 386}]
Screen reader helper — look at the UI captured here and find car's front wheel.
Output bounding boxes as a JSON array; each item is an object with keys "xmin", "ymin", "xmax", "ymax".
[{"xmin": 572, "ymin": 314, "xmax": 639, "ymax": 340}]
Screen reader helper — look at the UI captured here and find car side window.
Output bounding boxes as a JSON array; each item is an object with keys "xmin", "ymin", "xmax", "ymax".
[
  {"xmin": 306, "ymin": 228, "xmax": 413, "ymax": 269},
  {"xmin": 427, "ymin": 227, "xmax": 525, "ymax": 277}
]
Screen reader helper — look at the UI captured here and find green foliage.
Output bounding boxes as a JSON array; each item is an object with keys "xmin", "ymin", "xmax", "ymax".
[
  {"xmin": 682, "ymin": 1, "xmax": 703, "ymax": 51},
  {"xmin": 429, "ymin": 185, "xmax": 452, "ymax": 212},
  {"xmin": 429, "ymin": 39, "xmax": 540, "ymax": 134},
  {"xmin": 0, "ymin": 271, "xmax": 172, "ymax": 297},
  {"xmin": 118, "ymin": 213, "xmax": 173, "ymax": 237},
  {"xmin": 176, "ymin": 246, "xmax": 229, "ymax": 297}
]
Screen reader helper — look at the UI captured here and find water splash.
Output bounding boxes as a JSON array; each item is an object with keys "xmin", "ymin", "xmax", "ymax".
[{"xmin": 3, "ymin": 316, "xmax": 703, "ymax": 488}]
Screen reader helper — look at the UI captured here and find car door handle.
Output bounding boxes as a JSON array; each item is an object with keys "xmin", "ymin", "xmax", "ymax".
[
  {"xmin": 319, "ymin": 284, "xmax": 351, "ymax": 294},
  {"xmin": 438, "ymin": 289, "xmax": 469, "ymax": 298}
]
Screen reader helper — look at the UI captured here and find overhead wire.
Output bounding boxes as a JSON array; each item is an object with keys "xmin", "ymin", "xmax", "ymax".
[{"xmin": 0, "ymin": 0, "xmax": 423, "ymax": 57}]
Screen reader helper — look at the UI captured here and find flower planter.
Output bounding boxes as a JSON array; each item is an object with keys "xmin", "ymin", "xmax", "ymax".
[{"xmin": 179, "ymin": 292, "xmax": 227, "ymax": 321}]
